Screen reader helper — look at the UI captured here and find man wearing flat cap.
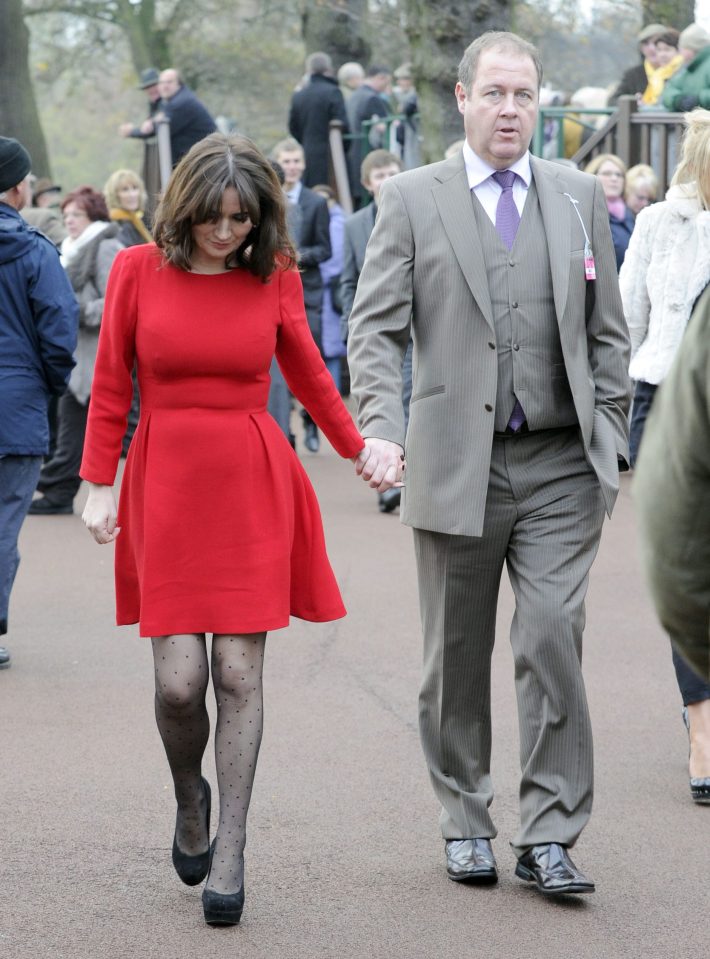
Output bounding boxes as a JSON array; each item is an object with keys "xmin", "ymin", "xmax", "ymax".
[
  {"xmin": 118, "ymin": 67, "xmax": 163, "ymax": 215},
  {"xmin": 663, "ymin": 24, "xmax": 710, "ymax": 111},
  {"xmin": 21, "ymin": 177, "xmax": 65, "ymax": 247},
  {"xmin": 609, "ymin": 23, "xmax": 667, "ymax": 105},
  {"xmin": 0, "ymin": 137, "xmax": 78, "ymax": 671}
]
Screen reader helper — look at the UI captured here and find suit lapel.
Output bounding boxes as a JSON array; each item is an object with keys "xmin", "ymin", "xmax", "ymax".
[
  {"xmin": 432, "ymin": 161, "xmax": 495, "ymax": 330},
  {"xmin": 531, "ymin": 156, "xmax": 572, "ymax": 322}
]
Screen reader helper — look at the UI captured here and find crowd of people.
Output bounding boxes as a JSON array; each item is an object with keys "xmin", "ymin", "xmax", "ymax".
[{"xmin": 1, "ymin": 23, "xmax": 709, "ymax": 933}]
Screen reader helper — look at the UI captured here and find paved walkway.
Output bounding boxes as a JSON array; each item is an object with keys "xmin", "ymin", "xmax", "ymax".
[{"xmin": 1, "ymin": 435, "xmax": 707, "ymax": 958}]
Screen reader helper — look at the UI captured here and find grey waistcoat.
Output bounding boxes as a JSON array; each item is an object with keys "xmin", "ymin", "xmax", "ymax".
[{"xmin": 471, "ymin": 179, "xmax": 577, "ymax": 432}]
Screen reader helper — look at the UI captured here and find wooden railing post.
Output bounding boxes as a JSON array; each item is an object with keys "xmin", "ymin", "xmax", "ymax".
[
  {"xmin": 329, "ymin": 120, "xmax": 353, "ymax": 215},
  {"xmin": 615, "ymin": 96, "xmax": 634, "ymax": 167}
]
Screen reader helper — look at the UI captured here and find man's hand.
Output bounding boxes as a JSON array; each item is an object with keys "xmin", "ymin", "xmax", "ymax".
[
  {"xmin": 82, "ymin": 484, "xmax": 121, "ymax": 545},
  {"xmin": 139, "ymin": 119, "xmax": 156, "ymax": 135},
  {"xmin": 118, "ymin": 123, "xmax": 135, "ymax": 137},
  {"xmin": 354, "ymin": 437, "xmax": 405, "ymax": 492}
]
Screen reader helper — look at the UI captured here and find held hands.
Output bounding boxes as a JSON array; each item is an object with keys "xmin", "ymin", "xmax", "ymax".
[
  {"xmin": 352, "ymin": 438, "xmax": 406, "ymax": 492},
  {"xmin": 82, "ymin": 483, "xmax": 121, "ymax": 545}
]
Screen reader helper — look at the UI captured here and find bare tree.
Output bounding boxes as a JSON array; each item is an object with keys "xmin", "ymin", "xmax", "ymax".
[
  {"xmin": 23, "ymin": 0, "xmax": 193, "ymax": 72},
  {"xmin": 301, "ymin": 0, "xmax": 370, "ymax": 66},
  {"xmin": 0, "ymin": 0, "xmax": 51, "ymax": 175},
  {"xmin": 405, "ymin": 0, "xmax": 512, "ymax": 162},
  {"xmin": 641, "ymin": 0, "xmax": 694, "ymax": 30}
]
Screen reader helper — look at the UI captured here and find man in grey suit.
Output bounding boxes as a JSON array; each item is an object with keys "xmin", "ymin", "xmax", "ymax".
[{"xmin": 348, "ymin": 32, "xmax": 631, "ymax": 896}]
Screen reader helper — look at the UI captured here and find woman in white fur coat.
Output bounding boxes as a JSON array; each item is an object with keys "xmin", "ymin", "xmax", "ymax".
[{"xmin": 619, "ymin": 108, "xmax": 710, "ymax": 805}]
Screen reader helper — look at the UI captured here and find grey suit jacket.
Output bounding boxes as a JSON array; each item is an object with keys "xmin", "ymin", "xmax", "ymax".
[
  {"xmin": 348, "ymin": 152, "xmax": 632, "ymax": 537},
  {"xmin": 340, "ymin": 203, "xmax": 377, "ymax": 323}
]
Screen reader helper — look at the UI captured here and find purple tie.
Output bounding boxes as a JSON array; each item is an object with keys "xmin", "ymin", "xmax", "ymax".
[
  {"xmin": 492, "ymin": 170, "xmax": 525, "ymax": 431},
  {"xmin": 492, "ymin": 169, "xmax": 520, "ymax": 251}
]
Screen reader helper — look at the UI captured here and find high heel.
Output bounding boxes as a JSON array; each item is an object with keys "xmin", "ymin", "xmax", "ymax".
[
  {"xmin": 202, "ymin": 840, "xmax": 245, "ymax": 926},
  {"xmin": 172, "ymin": 776, "xmax": 211, "ymax": 885},
  {"xmin": 682, "ymin": 707, "xmax": 710, "ymax": 804}
]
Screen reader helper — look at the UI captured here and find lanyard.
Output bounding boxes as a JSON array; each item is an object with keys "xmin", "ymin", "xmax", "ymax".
[{"xmin": 563, "ymin": 192, "xmax": 596, "ymax": 281}]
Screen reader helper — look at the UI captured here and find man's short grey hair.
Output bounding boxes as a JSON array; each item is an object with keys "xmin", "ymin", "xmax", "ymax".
[
  {"xmin": 306, "ymin": 52, "xmax": 333, "ymax": 75},
  {"xmin": 458, "ymin": 31, "xmax": 543, "ymax": 93},
  {"xmin": 338, "ymin": 61, "xmax": 365, "ymax": 85}
]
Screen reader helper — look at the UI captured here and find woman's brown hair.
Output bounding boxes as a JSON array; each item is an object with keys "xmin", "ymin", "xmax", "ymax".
[
  {"xmin": 61, "ymin": 185, "xmax": 109, "ymax": 222},
  {"xmin": 153, "ymin": 133, "xmax": 296, "ymax": 278}
]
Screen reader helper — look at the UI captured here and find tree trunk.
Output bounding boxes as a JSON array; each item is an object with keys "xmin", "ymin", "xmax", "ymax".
[
  {"xmin": 641, "ymin": 1, "xmax": 694, "ymax": 31},
  {"xmin": 302, "ymin": 0, "xmax": 370, "ymax": 68},
  {"xmin": 116, "ymin": 0, "xmax": 172, "ymax": 71},
  {"xmin": 405, "ymin": 0, "xmax": 512, "ymax": 163},
  {"xmin": 0, "ymin": 0, "xmax": 51, "ymax": 177}
]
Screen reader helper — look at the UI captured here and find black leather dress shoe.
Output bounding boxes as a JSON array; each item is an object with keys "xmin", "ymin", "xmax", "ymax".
[
  {"xmin": 0, "ymin": 646, "xmax": 10, "ymax": 670},
  {"xmin": 378, "ymin": 488, "xmax": 401, "ymax": 513},
  {"xmin": 445, "ymin": 839, "xmax": 498, "ymax": 883},
  {"xmin": 172, "ymin": 777, "xmax": 211, "ymax": 885},
  {"xmin": 515, "ymin": 843, "xmax": 594, "ymax": 895},
  {"xmin": 28, "ymin": 497, "xmax": 73, "ymax": 515}
]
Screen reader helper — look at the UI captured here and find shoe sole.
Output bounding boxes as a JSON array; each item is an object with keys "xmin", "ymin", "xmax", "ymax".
[
  {"xmin": 447, "ymin": 870, "xmax": 498, "ymax": 885},
  {"xmin": 204, "ymin": 913, "xmax": 243, "ymax": 926},
  {"xmin": 0, "ymin": 663, "xmax": 10, "ymax": 670},
  {"xmin": 515, "ymin": 863, "xmax": 594, "ymax": 894}
]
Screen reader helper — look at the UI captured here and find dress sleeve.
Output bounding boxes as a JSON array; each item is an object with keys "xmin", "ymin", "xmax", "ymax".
[
  {"xmin": 275, "ymin": 267, "xmax": 364, "ymax": 458},
  {"xmin": 79, "ymin": 249, "xmax": 138, "ymax": 484}
]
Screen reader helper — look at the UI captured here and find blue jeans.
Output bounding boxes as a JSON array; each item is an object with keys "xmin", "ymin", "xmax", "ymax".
[{"xmin": 0, "ymin": 455, "xmax": 42, "ymax": 634}]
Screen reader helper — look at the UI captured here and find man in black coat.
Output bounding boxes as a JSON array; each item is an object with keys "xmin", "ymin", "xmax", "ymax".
[
  {"xmin": 268, "ymin": 138, "xmax": 331, "ymax": 452},
  {"xmin": 141, "ymin": 68, "xmax": 216, "ymax": 167},
  {"xmin": 288, "ymin": 52, "xmax": 350, "ymax": 188}
]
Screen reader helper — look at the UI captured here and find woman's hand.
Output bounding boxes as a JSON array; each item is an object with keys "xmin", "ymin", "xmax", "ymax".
[
  {"xmin": 82, "ymin": 483, "xmax": 121, "ymax": 545},
  {"xmin": 353, "ymin": 438, "xmax": 406, "ymax": 492}
]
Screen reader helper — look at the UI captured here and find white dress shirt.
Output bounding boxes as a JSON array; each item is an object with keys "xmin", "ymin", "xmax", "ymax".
[{"xmin": 462, "ymin": 141, "xmax": 531, "ymax": 224}]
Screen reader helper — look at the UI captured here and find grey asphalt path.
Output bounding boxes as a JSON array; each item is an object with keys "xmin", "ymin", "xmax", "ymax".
[{"xmin": 1, "ymin": 430, "xmax": 708, "ymax": 959}]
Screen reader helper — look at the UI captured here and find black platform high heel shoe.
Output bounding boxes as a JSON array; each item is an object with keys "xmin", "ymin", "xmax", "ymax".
[
  {"xmin": 172, "ymin": 776, "xmax": 211, "ymax": 885},
  {"xmin": 202, "ymin": 840, "xmax": 245, "ymax": 926}
]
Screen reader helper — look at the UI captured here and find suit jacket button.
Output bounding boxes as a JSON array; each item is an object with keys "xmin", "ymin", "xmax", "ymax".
[
  {"xmin": 511, "ymin": 301, "xmax": 519, "ymax": 309},
  {"xmin": 484, "ymin": 403, "xmax": 493, "ymax": 412},
  {"xmin": 513, "ymin": 343, "xmax": 520, "ymax": 351},
  {"xmin": 488, "ymin": 341, "xmax": 495, "ymax": 349}
]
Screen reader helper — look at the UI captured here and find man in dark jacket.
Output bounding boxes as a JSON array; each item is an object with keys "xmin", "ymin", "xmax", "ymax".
[
  {"xmin": 288, "ymin": 52, "xmax": 350, "ymax": 188},
  {"xmin": 142, "ymin": 68, "xmax": 216, "ymax": 167},
  {"xmin": 268, "ymin": 138, "xmax": 331, "ymax": 451},
  {"xmin": 0, "ymin": 137, "xmax": 78, "ymax": 669},
  {"xmin": 346, "ymin": 64, "xmax": 392, "ymax": 208}
]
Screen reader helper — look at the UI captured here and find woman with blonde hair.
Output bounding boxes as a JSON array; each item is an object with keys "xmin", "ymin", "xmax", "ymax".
[
  {"xmin": 624, "ymin": 163, "xmax": 658, "ymax": 216},
  {"xmin": 80, "ymin": 134, "xmax": 369, "ymax": 925},
  {"xmin": 103, "ymin": 168, "xmax": 151, "ymax": 246},
  {"xmin": 620, "ymin": 109, "xmax": 710, "ymax": 804},
  {"xmin": 585, "ymin": 152, "xmax": 635, "ymax": 269}
]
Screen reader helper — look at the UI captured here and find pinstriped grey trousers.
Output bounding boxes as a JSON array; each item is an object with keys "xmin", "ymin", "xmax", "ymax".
[{"xmin": 414, "ymin": 426, "xmax": 606, "ymax": 857}]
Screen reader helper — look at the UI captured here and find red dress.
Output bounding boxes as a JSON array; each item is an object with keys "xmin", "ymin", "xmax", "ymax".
[{"xmin": 80, "ymin": 244, "xmax": 364, "ymax": 637}]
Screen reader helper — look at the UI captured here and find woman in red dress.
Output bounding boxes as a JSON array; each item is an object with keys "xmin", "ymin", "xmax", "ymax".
[{"xmin": 80, "ymin": 134, "xmax": 380, "ymax": 926}]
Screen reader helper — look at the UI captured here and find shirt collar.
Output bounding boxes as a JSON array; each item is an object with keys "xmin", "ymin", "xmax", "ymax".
[
  {"xmin": 462, "ymin": 141, "xmax": 531, "ymax": 190},
  {"xmin": 286, "ymin": 181, "xmax": 303, "ymax": 204}
]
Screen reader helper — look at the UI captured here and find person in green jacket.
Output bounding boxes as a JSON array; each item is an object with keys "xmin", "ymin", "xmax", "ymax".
[
  {"xmin": 633, "ymin": 282, "xmax": 710, "ymax": 805},
  {"xmin": 663, "ymin": 23, "xmax": 710, "ymax": 111}
]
